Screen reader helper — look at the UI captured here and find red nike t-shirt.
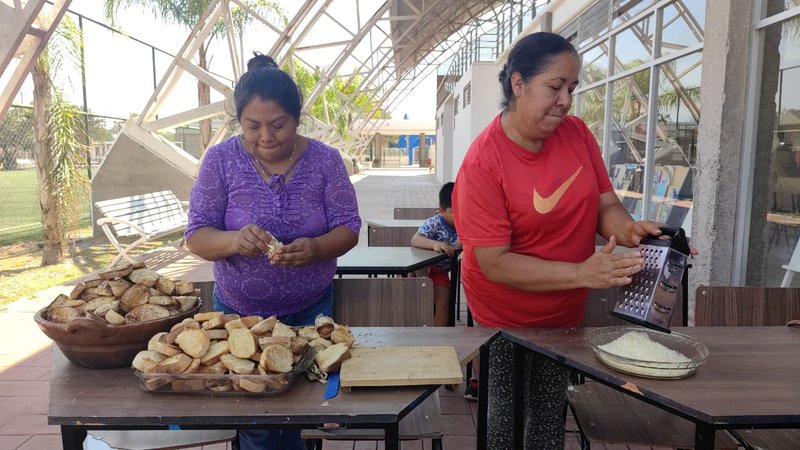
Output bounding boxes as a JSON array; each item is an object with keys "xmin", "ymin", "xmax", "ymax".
[{"xmin": 453, "ymin": 114, "xmax": 613, "ymax": 328}]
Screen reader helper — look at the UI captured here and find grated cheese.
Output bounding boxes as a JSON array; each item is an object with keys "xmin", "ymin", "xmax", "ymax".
[{"xmin": 597, "ymin": 331, "xmax": 693, "ymax": 378}]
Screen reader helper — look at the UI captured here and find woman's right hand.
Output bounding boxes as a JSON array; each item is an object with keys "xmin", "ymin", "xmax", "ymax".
[
  {"xmin": 233, "ymin": 224, "xmax": 276, "ymax": 257},
  {"xmin": 576, "ymin": 236, "xmax": 645, "ymax": 289}
]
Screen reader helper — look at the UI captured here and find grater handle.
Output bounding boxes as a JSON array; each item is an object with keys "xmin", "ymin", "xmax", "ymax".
[{"xmin": 654, "ymin": 226, "xmax": 690, "ymax": 255}]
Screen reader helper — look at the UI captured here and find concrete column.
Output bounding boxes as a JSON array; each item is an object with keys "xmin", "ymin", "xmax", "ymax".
[
  {"xmin": 690, "ymin": 0, "xmax": 755, "ymax": 313},
  {"xmin": 374, "ymin": 133, "xmax": 382, "ymax": 167},
  {"xmin": 540, "ymin": 11, "xmax": 552, "ymax": 33}
]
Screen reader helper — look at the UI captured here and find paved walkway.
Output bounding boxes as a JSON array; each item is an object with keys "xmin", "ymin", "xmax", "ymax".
[{"xmin": 0, "ymin": 167, "xmax": 654, "ymax": 449}]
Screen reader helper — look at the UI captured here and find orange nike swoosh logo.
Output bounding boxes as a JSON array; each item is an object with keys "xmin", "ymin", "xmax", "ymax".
[{"xmin": 533, "ymin": 166, "xmax": 583, "ymax": 214}]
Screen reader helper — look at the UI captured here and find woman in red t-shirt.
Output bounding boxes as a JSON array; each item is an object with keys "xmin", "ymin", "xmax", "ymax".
[{"xmin": 453, "ymin": 32, "xmax": 685, "ymax": 449}]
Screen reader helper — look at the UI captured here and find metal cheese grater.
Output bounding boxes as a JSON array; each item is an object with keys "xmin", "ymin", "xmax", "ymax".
[{"xmin": 611, "ymin": 227, "xmax": 690, "ymax": 334}]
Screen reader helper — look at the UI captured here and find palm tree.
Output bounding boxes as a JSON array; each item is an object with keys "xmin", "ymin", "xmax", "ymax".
[
  {"xmin": 31, "ymin": 16, "xmax": 89, "ymax": 265},
  {"xmin": 103, "ymin": 0, "xmax": 284, "ymax": 150}
]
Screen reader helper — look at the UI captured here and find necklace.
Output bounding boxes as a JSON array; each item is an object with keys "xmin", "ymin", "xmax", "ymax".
[{"xmin": 242, "ymin": 135, "xmax": 298, "ymax": 184}]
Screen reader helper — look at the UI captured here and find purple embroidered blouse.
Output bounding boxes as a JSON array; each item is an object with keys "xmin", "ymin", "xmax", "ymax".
[{"xmin": 185, "ymin": 136, "xmax": 361, "ymax": 316}]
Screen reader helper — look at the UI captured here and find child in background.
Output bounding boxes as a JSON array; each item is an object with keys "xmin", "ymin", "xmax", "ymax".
[{"xmin": 410, "ymin": 182, "xmax": 460, "ymax": 327}]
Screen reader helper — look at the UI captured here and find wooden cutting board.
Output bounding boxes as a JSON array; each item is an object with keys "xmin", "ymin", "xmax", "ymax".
[{"xmin": 339, "ymin": 346, "xmax": 463, "ymax": 387}]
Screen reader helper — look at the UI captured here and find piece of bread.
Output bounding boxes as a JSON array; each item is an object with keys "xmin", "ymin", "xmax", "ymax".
[
  {"xmin": 237, "ymin": 377, "xmax": 267, "ymax": 393},
  {"xmin": 166, "ymin": 320, "xmax": 200, "ymax": 344},
  {"xmin": 174, "ymin": 328, "xmax": 210, "ymax": 358},
  {"xmin": 107, "ymin": 279, "xmax": 132, "ymax": 297},
  {"xmin": 148, "ymin": 333, "xmax": 182, "ymax": 357},
  {"xmin": 132, "ymin": 350, "xmax": 166, "ymax": 372},
  {"xmin": 119, "ymin": 284, "xmax": 150, "ymax": 312},
  {"xmin": 148, "ymin": 295, "xmax": 174, "ymax": 307},
  {"xmin": 290, "ymin": 337, "xmax": 309, "ymax": 355},
  {"xmin": 205, "ymin": 378, "xmax": 233, "ymax": 392},
  {"xmin": 194, "ymin": 311, "xmax": 224, "ymax": 322},
  {"xmin": 205, "ymin": 329, "xmax": 228, "ymax": 340},
  {"xmin": 155, "ymin": 277, "xmax": 175, "ymax": 295},
  {"xmin": 258, "ymin": 336, "xmax": 291, "ymax": 350},
  {"xmin": 128, "ymin": 268, "xmax": 160, "ymax": 287},
  {"xmin": 48, "ymin": 306, "xmax": 80, "ymax": 324},
  {"xmin": 68, "ymin": 283, "xmax": 87, "ymax": 300},
  {"xmin": 144, "ymin": 376, "xmax": 173, "ymax": 391},
  {"xmin": 260, "ymin": 344, "xmax": 294, "ymax": 373},
  {"xmin": 183, "ymin": 358, "xmax": 201, "ymax": 374},
  {"xmin": 198, "ymin": 361, "xmax": 226, "ymax": 375},
  {"xmin": 86, "ymin": 282, "xmax": 114, "ymax": 297},
  {"xmin": 228, "ymin": 328, "xmax": 258, "ymax": 358},
  {"xmin": 92, "ymin": 299, "xmax": 120, "ymax": 318},
  {"xmin": 125, "ymin": 304, "xmax": 171, "ymax": 322},
  {"xmin": 200, "ymin": 340, "xmax": 230, "ymax": 365},
  {"xmin": 331, "ymin": 326, "xmax": 355, "ymax": 348},
  {"xmin": 308, "ymin": 337, "xmax": 333, "ymax": 353},
  {"xmin": 172, "ymin": 296, "xmax": 198, "ymax": 313},
  {"xmin": 315, "ymin": 315, "xmax": 335, "ymax": 327},
  {"xmin": 250, "ymin": 316, "xmax": 277, "ymax": 334},
  {"xmin": 97, "ymin": 262, "xmax": 134, "ymax": 280},
  {"xmin": 156, "ymin": 353, "xmax": 193, "ymax": 374},
  {"xmin": 84, "ymin": 296, "xmax": 117, "ymax": 314},
  {"xmin": 263, "ymin": 232, "xmax": 283, "ymax": 257},
  {"xmin": 220, "ymin": 354, "xmax": 255, "ymax": 374},
  {"xmin": 105, "ymin": 309, "xmax": 126, "ymax": 325},
  {"xmin": 174, "ymin": 280, "xmax": 195, "ymax": 295},
  {"xmin": 315, "ymin": 343, "xmax": 351, "ymax": 373},
  {"xmin": 316, "ymin": 323, "xmax": 334, "ymax": 339},
  {"xmin": 271, "ymin": 322, "xmax": 297, "ymax": 338},
  {"xmin": 297, "ymin": 326, "xmax": 319, "ymax": 341}
]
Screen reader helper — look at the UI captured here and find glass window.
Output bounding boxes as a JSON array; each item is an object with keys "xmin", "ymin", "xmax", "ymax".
[
  {"xmin": 661, "ymin": 1, "xmax": 705, "ymax": 56},
  {"xmin": 581, "ymin": 45, "xmax": 609, "ymax": 85},
  {"xmin": 763, "ymin": 0, "xmax": 800, "ymax": 18},
  {"xmin": 611, "ymin": 69, "xmax": 651, "ymax": 219},
  {"xmin": 575, "ymin": 85, "xmax": 607, "ymax": 154},
  {"xmin": 613, "ymin": 0, "xmax": 658, "ymax": 27},
  {"xmin": 649, "ymin": 52, "xmax": 702, "ymax": 231},
  {"xmin": 613, "ymin": 16, "xmax": 655, "ymax": 72},
  {"xmin": 748, "ymin": 15, "xmax": 800, "ymax": 287}
]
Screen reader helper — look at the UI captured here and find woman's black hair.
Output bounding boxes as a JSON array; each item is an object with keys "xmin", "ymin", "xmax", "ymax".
[
  {"xmin": 233, "ymin": 52, "xmax": 303, "ymax": 121},
  {"xmin": 498, "ymin": 32, "xmax": 579, "ymax": 110}
]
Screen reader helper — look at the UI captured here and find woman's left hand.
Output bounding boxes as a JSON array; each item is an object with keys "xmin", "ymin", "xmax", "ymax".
[
  {"xmin": 270, "ymin": 237, "xmax": 319, "ymax": 267},
  {"xmin": 622, "ymin": 220, "xmax": 698, "ymax": 255}
]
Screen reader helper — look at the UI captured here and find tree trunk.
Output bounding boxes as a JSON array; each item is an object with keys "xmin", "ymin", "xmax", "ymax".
[
  {"xmin": 32, "ymin": 58, "xmax": 65, "ymax": 265},
  {"xmin": 198, "ymin": 42, "xmax": 212, "ymax": 153}
]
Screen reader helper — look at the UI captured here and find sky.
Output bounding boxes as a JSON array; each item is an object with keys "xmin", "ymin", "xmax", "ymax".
[{"xmin": 12, "ymin": 0, "xmax": 438, "ymax": 122}]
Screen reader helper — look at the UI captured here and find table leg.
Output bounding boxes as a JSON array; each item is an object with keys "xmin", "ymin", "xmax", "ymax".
[
  {"xmin": 476, "ymin": 340, "xmax": 490, "ymax": 450},
  {"xmin": 448, "ymin": 255, "xmax": 459, "ymax": 327},
  {"xmin": 61, "ymin": 426, "xmax": 87, "ymax": 450},
  {"xmin": 385, "ymin": 422, "xmax": 400, "ymax": 450},
  {"xmin": 695, "ymin": 422, "xmax": 716, "ymax": 450}
]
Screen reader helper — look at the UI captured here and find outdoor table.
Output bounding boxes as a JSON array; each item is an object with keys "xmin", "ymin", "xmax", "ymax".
[
  {"xmin": 49, "ymin": 326, "xmax": 497, "ymax": 450},
  {"xmin": 480, "ymin": 326, "xmax": 800, "ymax": 450},
  {"xmin": 335, "ymin": 246, "xmax": 447, "ymax": 276},
  {"xmin": 338, "ymin": 245, "xmax": 462, "ymax": 327},
  {"xmin": 365, "ymin": 218, "xmax": 422, "ymax": 247}
]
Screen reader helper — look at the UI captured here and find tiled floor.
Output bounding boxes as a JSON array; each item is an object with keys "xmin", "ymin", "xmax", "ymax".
[{"xmin": 0, "ymin": 168, "xmax": 686, "ymax": 449}]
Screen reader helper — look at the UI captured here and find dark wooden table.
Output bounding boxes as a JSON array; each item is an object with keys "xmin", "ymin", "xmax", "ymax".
[
  {"xmin": 49, "ymin": 326, "xmax": 497, "ymax": 450},
  {"xmin": 491, "ymin": 326, "xmax": 800, "ymax": 450}
]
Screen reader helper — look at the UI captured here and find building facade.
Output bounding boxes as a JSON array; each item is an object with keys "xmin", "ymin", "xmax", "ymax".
[{"xmin": 436, "ymin": 0, "xmax": 800, "ymax": 313}]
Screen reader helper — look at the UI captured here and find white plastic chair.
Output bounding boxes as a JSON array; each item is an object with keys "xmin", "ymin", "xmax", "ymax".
[{"xmin": 780, "ymin": 238, "xmax": 800, "ymax": 287}]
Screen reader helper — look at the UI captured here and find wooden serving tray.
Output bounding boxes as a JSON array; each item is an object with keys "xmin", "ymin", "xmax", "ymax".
[{"xmin": 340, "ymin": 346, "xmax": 462, "ymax": 387}]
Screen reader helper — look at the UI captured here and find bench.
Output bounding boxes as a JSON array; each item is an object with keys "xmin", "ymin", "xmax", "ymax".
[{"xmin": 95, "ymin": 190, "xmax": 188, "ymax": 267}]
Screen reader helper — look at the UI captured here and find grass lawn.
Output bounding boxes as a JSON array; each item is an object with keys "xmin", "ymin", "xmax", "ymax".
[
  {"xmin": 0, "ymin": 169, "xmax": 91, "ymax": 246},
  {"xmin": 0, "ymin": 170, "xmax": 184, "ymax": 310}
]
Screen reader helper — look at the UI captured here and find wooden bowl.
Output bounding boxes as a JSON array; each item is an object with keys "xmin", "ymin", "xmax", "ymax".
[{"xmin": 34, "ymin": 300, "xmax": 201, "ymax": 369}]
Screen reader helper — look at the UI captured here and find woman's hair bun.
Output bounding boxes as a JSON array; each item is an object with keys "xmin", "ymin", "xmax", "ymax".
[{"xmin": 247, "ymin": 52, "xmax": 278, "ymax": 72}]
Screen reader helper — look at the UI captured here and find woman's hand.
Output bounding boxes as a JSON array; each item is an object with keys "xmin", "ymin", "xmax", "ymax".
[
  {"xmin": 233, "ymin": 224, "xmax": 278, "ymax": 257},
  {"xmin": 271, "ymin": 237, "xmax": 319, "ymax": 267},
  {"xmin": 620, "ymin": 220, "xmax": 664, "ymax": 247},
  {"xmin": 576, "ymin": 236, "xmax": 645, "ymax": 289}
]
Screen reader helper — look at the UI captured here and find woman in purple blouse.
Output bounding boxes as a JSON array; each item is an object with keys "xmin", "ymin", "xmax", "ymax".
[{"xmin": 185, "ymin": 53, "xmax": 360, "ymax": 450}]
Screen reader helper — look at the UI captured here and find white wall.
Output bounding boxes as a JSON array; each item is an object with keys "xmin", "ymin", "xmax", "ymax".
[
  {"xmin": 450, "ymin": 62, "xmax": 502, "ymax": 180},
  {"xmin": 436, "ymin": 96, "xmax": 454, "ymax": 184}
]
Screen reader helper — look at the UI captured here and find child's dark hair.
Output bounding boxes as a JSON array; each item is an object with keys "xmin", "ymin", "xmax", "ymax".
[
  {"xmin": 233, "ymin": 52, "xmax": 303, "ymax": 122},
  {"xmin": 439, "ymin": 182, "xmax": 455, "ymax": 209}
]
